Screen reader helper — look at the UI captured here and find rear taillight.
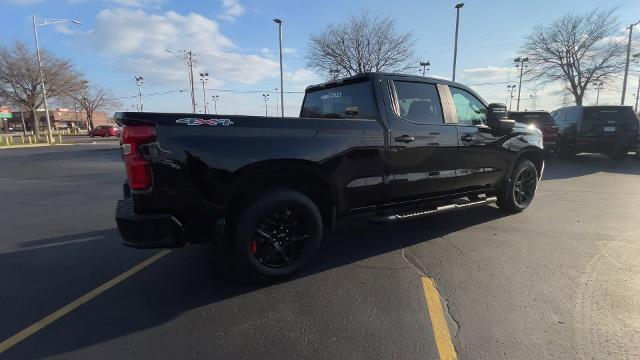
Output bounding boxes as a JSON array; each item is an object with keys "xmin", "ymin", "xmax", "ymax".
[{"xmin": 121, "ymin": 125, "xmax": 156, "ymax": 191}]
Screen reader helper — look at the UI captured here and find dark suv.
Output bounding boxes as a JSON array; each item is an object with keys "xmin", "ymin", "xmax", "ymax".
[
  {"xmin": 550, "ymin": 106, "xmax": 639, "ymax": 158},
  {"xmin": 508, "ymin": 111, "xmax": 558, "ymax": 152}
]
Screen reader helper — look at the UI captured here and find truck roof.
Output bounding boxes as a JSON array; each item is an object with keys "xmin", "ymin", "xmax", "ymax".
[{"xmin": 305, "ymin": 72, "xmax": 471, "ymax": 93}]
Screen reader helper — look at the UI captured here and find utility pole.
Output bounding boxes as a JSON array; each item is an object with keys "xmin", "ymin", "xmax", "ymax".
[
  {"xmin": 200, "ymin": 72, "xmax": 209, "ymax": 114},
  {"xmin": 165, "ymin": 49, "xmax": 197, "ymax": 113},
  {"xmin": 621, "ymin": 20, "xmax": 640, "ymax": 105},
  {"xmin": 262, "ymin": 94, "xmax": 270, "ymax": 116},
  {"xmin": 420, "ymin": 61, "xmax": 431, "ymax": 77},
  {"xmin": 452, "ymin": 3, "xmax": 464, "ymax": 81},
  {"xmin": 507, "ymin": 85, "xmax": 517, "ymax": 111},
  {"xmin": 135, "ymin": 75, "xmax": 144, "ymax": 112},
  {"xmin": 594, "ymin": 81, "xmax": 604, "ymax": 106},
  {"xmin": 273, "ymin": 18, "xmax": 284, "ymax": 118},
  {"xmin": 212, "ymin": 95, "xmax": 220, "ymax": 114},
  {"xmin": 514, "ymin": 57, "xmax": 529, "ymax": 111}
]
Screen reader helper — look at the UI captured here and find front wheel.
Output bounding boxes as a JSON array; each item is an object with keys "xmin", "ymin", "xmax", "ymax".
[
  {"xmin": 232, "ymin": 188, "xmax": 323, "ymax": 279},
  {"xmin": 497, "ymin": 159, "xmax": 539, "ymax": 213}
]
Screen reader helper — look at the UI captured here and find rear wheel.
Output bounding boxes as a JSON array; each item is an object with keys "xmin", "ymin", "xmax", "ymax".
[
  {"xmin": 497, "ymin": 159, "xmax": 538, "ymax": 213},
  {"xmin": 232, "ymin": 188, "xmax": 323, "ymax": 278},
  {"xmin": 556, "ymin": 138, "xmax": 573, "ymax": 158}
]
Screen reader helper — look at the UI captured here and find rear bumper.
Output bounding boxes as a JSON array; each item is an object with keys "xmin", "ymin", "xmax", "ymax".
[
  {"xmin": 115, "ymin": 199, "xmax": 186, "ymax": 248},
  {"xmin": 571, "ymin": 137, "xmax": 635, "ymax": 152}
]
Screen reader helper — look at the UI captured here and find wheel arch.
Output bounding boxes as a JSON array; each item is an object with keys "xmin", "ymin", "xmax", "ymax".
[{"xmin": 224, "ymin": 159, "xmax": 339, "ymax": 229}]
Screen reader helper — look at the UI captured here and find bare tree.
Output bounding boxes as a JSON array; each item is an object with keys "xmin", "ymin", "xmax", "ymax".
[
  {"xmin": 307, "ymin": 10, "xmax": 416, "ymax": 77},
  {"xmin": 69, "ymin": 85, "xmax": 122, "ymax": 130},
  {"xmin": 522, "ymin": 8, "xmax": 626, "ymax": 106},
  {"xmin": 0, "ymin": 41, "xmax": 85, "ymax": 138}
]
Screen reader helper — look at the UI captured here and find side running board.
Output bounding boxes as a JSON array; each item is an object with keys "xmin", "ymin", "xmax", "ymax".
[{"xmin": 372, "ymin": 196, "xmax": 497, "ymax": 223}]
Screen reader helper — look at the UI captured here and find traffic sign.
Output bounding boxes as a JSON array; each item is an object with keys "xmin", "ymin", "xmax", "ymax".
[{"xmin": 0, "ymin": 113, "xmax": 12, "ymax": 119}]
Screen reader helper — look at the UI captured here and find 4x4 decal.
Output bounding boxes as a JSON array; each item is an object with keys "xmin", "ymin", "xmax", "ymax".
[{"xmin": 176, "ymin": 118, "xmax": 234, "ymax": 126}]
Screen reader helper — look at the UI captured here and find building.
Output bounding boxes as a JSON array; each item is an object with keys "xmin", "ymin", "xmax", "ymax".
[{"xmin": 4, "ymin": 108, "xmax": 112, "ymax": 132}]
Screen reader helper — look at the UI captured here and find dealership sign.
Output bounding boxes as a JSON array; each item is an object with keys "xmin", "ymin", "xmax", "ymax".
[{"xmin": 0, "ymin": 106, "xmax": 12, "ymax": 119}]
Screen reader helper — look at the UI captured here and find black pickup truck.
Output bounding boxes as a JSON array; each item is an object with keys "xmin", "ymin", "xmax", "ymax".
[{"xmin": 115, "ymin": 72, "xmax": 544, "ymax": 278}]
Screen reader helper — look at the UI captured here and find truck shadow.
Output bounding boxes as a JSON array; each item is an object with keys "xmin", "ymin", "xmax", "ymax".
[
  {"xmin": 1, "ymin": 206, "xmax": 506, "ymax": 359},
  {"xmin": 542, "ymin": 153, "xmax": 640, "ymax": 181}
]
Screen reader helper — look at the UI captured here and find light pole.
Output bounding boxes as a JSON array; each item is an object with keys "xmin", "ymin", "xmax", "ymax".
[
  {"xmin": 273, "ymin": 18, "xmax": 284, "ymax": 118},
  {"xmin": 507, "ymin": 85, "xmax": 517, "ymax": 111},
  {"xmin": 529, "ymin": 94, "xmax": 537, "ymax": 109},
  {"xmin": 274, "ymin": 88, "xmax": 280, "ymax": 116},
  {"xmin": 514, "ymin": 57, "xmax": 529, "ymax": 111},
  {"xmin": 199, "ymin": 72, "xmax": 209, "ymax": 114},
  {"xmin": 32, "ymin": 17, "xmax": 81, "ymax": 142},
  {"xmin": 420, "ymin": 61, "xmax": 431, "ymax": 77},
  {"xmin": 135, "ymin": 75, "xmax": 144, "ymax": 112},
  {"xmin": 621, "ymin": 20, "xmax": 640, "ymax": 105},
  {"xmin": 452, "ymin": 3, "xmax": 464, "ymax": 81},
  {"xmin": 262, "ymin": 94, "xmax": 270, "ymax": 116},
  {"xmin": 594, "ymin": 81, "xmax": 604, "ymax": 106},
  {"xmin": 165, "ymin": 49, "xmax": 197, "ymax": 113},
  {"xmin": 212, "ymin": 95, "xmax": 220, "ymax": 114},
  {"xmin": 329, "ymin": 69, "xmax": 340, "ymax": 80}
]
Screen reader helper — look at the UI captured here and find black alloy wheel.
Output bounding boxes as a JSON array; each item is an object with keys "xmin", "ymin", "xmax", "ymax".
[
  {"xmin": 512, "ymin": 165, "xmax": 536, "ymax": 208},
  {"xmin": 251, "ymin": 207, "xmax": 312, "ymax": 269},
  {"xmin": 233, "ymin": 188, "xmax": 323, "ymax": 278}
]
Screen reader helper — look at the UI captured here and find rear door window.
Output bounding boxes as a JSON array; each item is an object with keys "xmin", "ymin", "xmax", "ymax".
[
  {"xmin": 392, "ymin": 81, "xmax": 444, "ymax": 125},
  {"xmin": 301, "ymin": 81, "xmax": 378, "ymax": 120}
]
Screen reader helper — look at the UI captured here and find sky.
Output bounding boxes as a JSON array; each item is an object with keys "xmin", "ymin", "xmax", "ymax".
[{"xmin": 1, "ymin": 0, "xmax": 639, "ymax": 116}]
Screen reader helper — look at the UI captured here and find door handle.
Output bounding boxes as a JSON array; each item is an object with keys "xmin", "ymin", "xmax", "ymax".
[
  {"xmin": 461, "ymin": 134, "xmax": 475, "ymax": 142},
  {"xmin": 395, "ymin": 135, "xmax": 415, "ymax": 143}
]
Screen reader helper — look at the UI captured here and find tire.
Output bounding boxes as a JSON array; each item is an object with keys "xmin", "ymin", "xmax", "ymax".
[
  {"xmin": 556, "ymin": 138, "xmax": 573, "ymax": 158},
  {"xmin": 232, "ymin": 188, "xmax": 323, "ymax": 279},
  {"xmin": 497, "ymin": 159, "xmax": 539, "ymax": 213}
]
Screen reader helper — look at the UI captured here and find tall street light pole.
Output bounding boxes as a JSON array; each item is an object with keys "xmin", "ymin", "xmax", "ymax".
[
  {"xmin": 212, "ymin": 95, "xmax": 220, "ymax": 114},
  {"xmin": 420, "ymin": 61, "xmax": 431, "ymax": 77},
  {"xmin": 621, "ymin": 20, "xmax": 640, "ymax": 105},
  {"xmin": 262, "ymin": 94, "xmax": 270, "ymax": 116},
  {"xmin": 514, "ymin": 57, "xmax": 529, "ymax": 111},
  {"xmin": 329, "ymin": 69, "xmax": 340, "ymax": 80},
  {"xmin": 452, "ymin": 3, "xmax": 464, "ymax": 81},
  {"xmin": 273, "ymin": 18, "xmax": 284, "ymax": 118},
  {"xmin": 200, "ymin": 72, "xmax": 209, "ymax": 114},
  {"xmin": 273, "ymin": 19, "xmax": 284, "ymax": 118},
  {"xmin": 32, "ymin": 17, "xmax": 81, "ymax": 142},
  {"xmin": 135, "ymin": 75, "xmax": 144, "ymax": 112},
  {"xmin": 507, "ymin": 85, "xmax": 517, "ymax": 111}
]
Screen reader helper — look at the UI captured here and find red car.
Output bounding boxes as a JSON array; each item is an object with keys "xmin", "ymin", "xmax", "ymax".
[
  {"xmin": 89, "ymin": 125, "xmax": 121, "ymax": 137},
  {"xmin": 508, "ymin": 111, "xmax": 559, "ymax": 152}
]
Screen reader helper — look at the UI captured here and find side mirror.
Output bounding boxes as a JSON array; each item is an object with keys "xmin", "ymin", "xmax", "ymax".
[{"xmin": 487, "ymin": 103, "xmax": 515, "ymax": 131}]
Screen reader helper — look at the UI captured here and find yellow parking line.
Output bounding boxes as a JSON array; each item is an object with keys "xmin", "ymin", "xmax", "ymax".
[
  {"xmin": 421, "ymin": 276, "xmax": 457, "ymax": 360},
  {"xmin": 0, "ymin": 249, "xmax": 172, "ymax": 354}
]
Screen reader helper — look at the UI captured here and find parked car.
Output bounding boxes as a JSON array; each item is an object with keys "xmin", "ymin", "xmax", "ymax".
[
  {"xmin": 114, "ymin": 72, "xmax": 544, "ymax": 278},
  {"xmin": 550, "ymin": 106, "xmax": 639, "ymax": 159},
  {"xmin": 508, "ymin": 111, "xmax": 558, "ymax": 152},
  {"xmin": 89, "ymin": 125, "xmax": 120, "ymax": 137}
]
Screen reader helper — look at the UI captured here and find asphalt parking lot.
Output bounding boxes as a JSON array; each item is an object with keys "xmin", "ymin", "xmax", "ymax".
[{"xmin": 0, "ymin": 144, "xmax": 639, "ymax": 360}]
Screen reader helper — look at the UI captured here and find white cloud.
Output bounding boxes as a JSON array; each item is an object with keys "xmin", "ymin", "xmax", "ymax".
[
  {"xmin": 460, "ymin": 66, "xmax": 514, "ymax": 84},
  {"xmin": 285, "ymin": 69, "xmax": 320, "ymax": 84},
  {"xmin": 88, "ymin": 8, "xmax": 279, "ymax": 86},
  {"xmin": 110, "ymin": 0, "xmax": 166, "ymax": 6},
  {"xmin": 283, "ymin": 47, "xmax": 297, "ymax": 54},
  {"xmin": 218, "ymin": 0, "xmax": 244, "ymax": 21}
]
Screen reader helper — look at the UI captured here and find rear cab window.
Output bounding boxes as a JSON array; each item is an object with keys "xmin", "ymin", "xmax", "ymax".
[{"xmin": 300, "ymin": 80, "xmax": 379, "ymax": 120}]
